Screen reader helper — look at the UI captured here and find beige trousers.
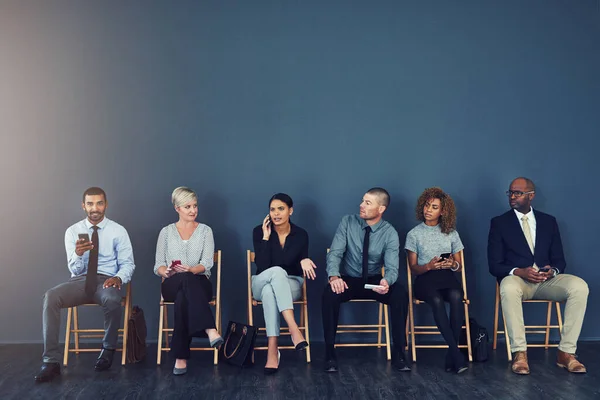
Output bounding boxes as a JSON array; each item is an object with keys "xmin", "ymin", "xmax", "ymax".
[{"xmin": 500, "ymin": 274, "xmax": 589, "ymax": 354}]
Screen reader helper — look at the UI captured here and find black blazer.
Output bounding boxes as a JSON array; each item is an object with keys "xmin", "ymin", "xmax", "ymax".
[{"xmin": 488, "ymin": 209, "xmax": 566, "ymax": 282}]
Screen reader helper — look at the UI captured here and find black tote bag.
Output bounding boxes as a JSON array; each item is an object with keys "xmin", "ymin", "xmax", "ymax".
[{"xmin": 221, "ymin": 321, "xmax": 258, "ymax": 367}]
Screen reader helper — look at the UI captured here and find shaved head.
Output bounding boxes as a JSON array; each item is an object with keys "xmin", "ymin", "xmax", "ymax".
[
  {"xmin": 511, "ymin": 177, "xmax": 536, "ymax": 191},
  {"xmin": 366, "ymin": 187, "xmax": 390, "ymax": 207},
  {"xmin": 508, "ymin": 177, "xmax": 536, "ymax": 213}
]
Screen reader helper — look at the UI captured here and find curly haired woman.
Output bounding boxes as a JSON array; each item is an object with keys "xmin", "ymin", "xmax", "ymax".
[{"xmin": 404, "ymin": 187, "xmax": 468, "ymax": 374}]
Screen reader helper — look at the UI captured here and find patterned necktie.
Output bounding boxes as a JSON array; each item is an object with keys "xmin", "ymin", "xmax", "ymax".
[
  {"xmin": 85, "ymin": 226, "xmax": 100, "ymax": 296},
  {"xmin": 521, "ymin": 216, "xmax": 538, "ymax": 270},
  {"xmin": 362, "ymin": 226, "xmax": 372, "ymax": 283}
]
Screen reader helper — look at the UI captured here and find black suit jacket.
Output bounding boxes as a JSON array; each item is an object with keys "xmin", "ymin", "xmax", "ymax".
[{"xmin": 488, "ymin": 209, "xmax": 566, "ymax": 282}]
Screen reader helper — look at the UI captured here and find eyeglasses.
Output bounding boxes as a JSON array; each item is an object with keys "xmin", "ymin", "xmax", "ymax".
[{"xmin": 506, "ymin": 190, "xmax": 535, "ymax": 198}]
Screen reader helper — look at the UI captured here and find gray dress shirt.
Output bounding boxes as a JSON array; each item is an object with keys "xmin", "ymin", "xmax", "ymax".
[{"xmin": 326, "ymin": 214, "xmax": 400, "ymax": 285}]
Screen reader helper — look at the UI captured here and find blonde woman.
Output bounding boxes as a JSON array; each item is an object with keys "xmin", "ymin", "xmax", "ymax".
[{"xmin": 154, "ymin": 187, "xmax": 223, "ymax": 375}]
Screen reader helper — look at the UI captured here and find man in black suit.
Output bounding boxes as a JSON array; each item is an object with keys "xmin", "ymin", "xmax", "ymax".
[{"xmin": 488, "ymin": 177, "xmax": 588, "ymax": 375}]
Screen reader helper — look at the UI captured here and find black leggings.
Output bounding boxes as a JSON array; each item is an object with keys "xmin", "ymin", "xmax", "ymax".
[{"xmin": 421, "ymin": 288, "xmax": 464, "ymax": 353}]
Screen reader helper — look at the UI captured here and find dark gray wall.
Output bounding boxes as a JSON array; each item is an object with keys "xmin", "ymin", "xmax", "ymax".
[{"xmin": 0, "ymin": 1, "xmax": 598, "ymax": 344}]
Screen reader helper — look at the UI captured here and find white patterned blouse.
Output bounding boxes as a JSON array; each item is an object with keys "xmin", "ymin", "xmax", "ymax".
[{"xmin": 153, "ymin": 223, "xmax": 215, "ymax": 277}]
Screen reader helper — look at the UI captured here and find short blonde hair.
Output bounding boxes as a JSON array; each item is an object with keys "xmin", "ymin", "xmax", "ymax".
[{"xmin": 171, "ymin": 186, "xmax": 197, "ymax": 208}]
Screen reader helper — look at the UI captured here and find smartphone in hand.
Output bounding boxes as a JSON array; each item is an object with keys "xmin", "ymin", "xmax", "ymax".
[
  {"xmin": 439, "ymin": 253, "xmax": 451, "ymax": 260},
  {"xmin": 364, "ymin": 284, "xmax": 385, "ymax": 290},
  {"xmin": 78, "ymin": 233, "xmax": 90, "ymax": 242}
]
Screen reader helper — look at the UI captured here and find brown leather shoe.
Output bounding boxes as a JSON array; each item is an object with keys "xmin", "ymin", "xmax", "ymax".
[
  {"xmin": 511, "ymin": 351, "xmax": 530, "ymax": 375},
  {"xmin": 557, "ymin": 350, "xmax": 587, "ymax": 373}
]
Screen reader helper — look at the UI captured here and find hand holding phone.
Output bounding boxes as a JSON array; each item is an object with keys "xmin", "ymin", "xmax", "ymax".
[
  {"xmin": 169, "ymin": 260, "xmax": 182, "ymax": 274},
  {"xmin": 262, "ymin": 214, "xmax": 272, "ymax": 239},
  {"xmin": 364, "ymin": 284, "xmax": 385, "ymax": 291},
  {"xmin": 438, "ymin": 253, "xmax": 454, "ymax": 269},
  {"xmin": 75, "ymin": 233, "xmax": 93, "ymax": 256}
]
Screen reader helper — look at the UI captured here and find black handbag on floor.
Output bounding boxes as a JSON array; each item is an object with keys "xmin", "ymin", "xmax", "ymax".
[
  {"xmin": 460, "ymin": 318, "xmax": 489, "ymax": 362},
  {"xmin": 221, "ymin": 321, "xmax": 257, "ymax": 367}
]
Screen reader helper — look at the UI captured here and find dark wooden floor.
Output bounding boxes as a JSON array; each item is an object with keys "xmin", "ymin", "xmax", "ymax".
[{"xmin": 1, "ymin": 342, "xmax": 598, "ymax": 400}]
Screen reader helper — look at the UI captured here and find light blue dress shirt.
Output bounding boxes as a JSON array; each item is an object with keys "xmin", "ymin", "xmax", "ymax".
[{"xmin": 64, "ymin": 217, "xmax": 136, "ymax": 284}]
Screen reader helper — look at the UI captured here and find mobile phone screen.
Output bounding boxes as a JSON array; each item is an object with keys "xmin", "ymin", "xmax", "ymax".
[{"xmin": 78, "ymin": 233, "xmax": 90, "ymax": 242}]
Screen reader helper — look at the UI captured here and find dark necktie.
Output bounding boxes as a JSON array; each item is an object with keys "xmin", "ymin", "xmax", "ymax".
[
  {"xmin": 85, "ymin": 226, "xmax": 99, "ymax": 296},
  {"xmin": 362, "ymin": 226, "xmax": 372, "ymax": 284}
]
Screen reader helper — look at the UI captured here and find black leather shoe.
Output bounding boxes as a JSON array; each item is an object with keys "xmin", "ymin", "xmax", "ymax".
[
  {"xmin": 392, "ymin": 356, "xmax": 411, "ymax": 372},
  {"xmin": 324, "ymin": 358, "xmax": 338, "ymax": 373},
  {"xmin": 35, "ymin": 362, "xmax": 61, "ymax": 383},
  {"xmin": 95, "ymin": 348, "xmax": 115, "ymax": 371}
]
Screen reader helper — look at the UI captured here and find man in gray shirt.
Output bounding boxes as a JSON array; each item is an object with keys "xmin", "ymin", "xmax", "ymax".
[{"xmin": 322, "ymin": 187, "xmax": 410, "ymax": 372}]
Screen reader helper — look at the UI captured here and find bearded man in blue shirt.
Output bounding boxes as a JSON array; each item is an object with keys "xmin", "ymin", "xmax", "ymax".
[{"xmin": 35, "ymin": 187, "xmax": 136, "ymax": 383}]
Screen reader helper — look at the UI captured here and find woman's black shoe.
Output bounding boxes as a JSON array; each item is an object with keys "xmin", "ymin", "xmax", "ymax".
[
  {"xmin": 444, "ymin": 349, "xmax": 468, "ymax": 373},
  {"xmin": 392, "ymin": 356, "xmax": 411, "ymax": 372},
  {"xmin": 445, "ymin": 351, "xmax": 453, "ymax": 372},
  {"xmin": 264, "ymin": 350, "xmax": 280, "ymax": 375},
  {"xmin": 324, "ymin": 358, "xmax": 338, "ymax": 373},
  {"xmin": 455, "ymin": 364, "xmax": 469, "ymax": 374},
  {"xmin": 264, "ymin": 367, "xmax": 279, "ymax": 375},
  {"xmin": 294, "ymin": 341, "xmax": 309, "ymax": 351}
]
